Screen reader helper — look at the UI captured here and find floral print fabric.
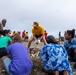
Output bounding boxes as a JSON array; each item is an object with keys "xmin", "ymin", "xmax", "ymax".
[{"xmin": 40, "ymin": 43, "xmax": 72, "ymax": 75}]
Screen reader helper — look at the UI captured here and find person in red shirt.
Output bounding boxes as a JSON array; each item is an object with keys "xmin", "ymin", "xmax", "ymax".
[
  {"xmin": 44, "ymin": 30, "xmax": 48, "ymax": 40},
  {"xmin": 22, "ymin": 30, "xmax": 26, "ymax": 38}
]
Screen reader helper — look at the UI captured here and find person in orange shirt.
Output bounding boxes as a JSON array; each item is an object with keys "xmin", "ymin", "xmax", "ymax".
[
  {"xmin": 25, "ymin": 32, "xmax": 29, "ymax": 42},
  {"xmin": 28, "ymin": 22, "xmax": 45, "ymax": 48}
]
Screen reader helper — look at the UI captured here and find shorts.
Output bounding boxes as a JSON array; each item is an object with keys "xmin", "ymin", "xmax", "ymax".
[
  {"xmin": 4, "ymin": 58, "xmax": 32, "ymax": 75},
  {"xmin": 35, "ymin": 34, "xmax": 42, "ymax": 39},
  {"xmin": 25, "ymin": 37, "xmax": 28, "ymax": 40},
  {"xmin": 0, "ymin": 47, "xmax": 7, "ymax": 57},
  {"xmin": 3, "ymin": 57, "xmax": 13, "ymax": 75}
]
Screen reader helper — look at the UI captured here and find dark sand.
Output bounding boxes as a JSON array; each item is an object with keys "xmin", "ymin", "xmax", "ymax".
[{"xmin": 0, "ymin": 41, "xmax": 76, "ymax": 75}]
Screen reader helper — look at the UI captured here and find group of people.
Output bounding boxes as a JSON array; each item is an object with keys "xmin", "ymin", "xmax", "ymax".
[
  {"xmin": 0, "ymin": 19, "xmax": 75, "ymax": 75},
  {"xmin": 0, "ymin": 19, "xmax": 33, "ymax": 75},
  {"xmin": 11, "ymin": 30, "xmax": 29, "ymax": 42},
  {"xmin": 27, "ymin": 21, "xmax": 74, "ymax": 75}
]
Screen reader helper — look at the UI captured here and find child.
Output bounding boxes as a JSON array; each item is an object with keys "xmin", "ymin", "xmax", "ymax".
[
  {"xmin": 1, "ymin": 34, "xmax": 33, "ymax": 75},
  {"xmin": 0, "ymin": 29, "xmax": 12, "ymax": 57}
]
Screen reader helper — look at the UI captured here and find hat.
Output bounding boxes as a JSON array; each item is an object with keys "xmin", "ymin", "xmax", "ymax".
[{"xmin": 32, "ymin": 22, "xmax": 39, "ymax": 27}]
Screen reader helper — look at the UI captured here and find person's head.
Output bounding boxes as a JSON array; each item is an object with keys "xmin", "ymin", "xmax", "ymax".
[
  {"xmin": 13, "ymin": 34, "xmax": 22, "ymax": 43},
  {"xmin": 13, "ymin": 31, "xmax": 15, "ymax": 33},
  {"xmin": 32, "ymin": 22, "xmax": 39, "ymax": 29},
  {"xmin": 2, "ymin": 19, "xmax": 7, "ymax": 27},
  {"xmin": 2, "ymin": 29, "xmax": 11, "ymax": 37},
  {"xmin": 23, "ymin": 30, "xmax": 25, "ymax": 32},
  {"xmin": 26, "ymin": 32, "xmax": 28, "ymax": 33},
  {"xmin": 17, "ymin": 31, "xmax": 21, "ymax": 35},
  {"xmin": 64, "ymin": 29, "xmax": 75, "ymax": 40},
  {"xmin": 46, "ymin": 35, "xmax": 58, "ymax": 44},
  {"xmin": 45, "ymin": 30, "xmax": 46, "ymax": 32}
]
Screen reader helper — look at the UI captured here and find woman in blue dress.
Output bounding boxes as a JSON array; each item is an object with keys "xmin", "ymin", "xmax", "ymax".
[{"xmin": 40, "ymin": 35, "xmax": 72, "ymax": 75}]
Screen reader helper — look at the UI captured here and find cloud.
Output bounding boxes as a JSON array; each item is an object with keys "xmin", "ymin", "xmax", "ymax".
[{"xmin": 0, "ymin": 0, "xmax": 76, "ymax": 37}]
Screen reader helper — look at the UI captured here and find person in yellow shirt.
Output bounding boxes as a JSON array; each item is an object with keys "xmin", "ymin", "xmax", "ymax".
[
  {"xmin": 25, "ymin": 32, "xmax": 29, "ymax": 42},
  {"xmin": 28, "ymin": 22, "xmax": 45, "ymax": 48}
]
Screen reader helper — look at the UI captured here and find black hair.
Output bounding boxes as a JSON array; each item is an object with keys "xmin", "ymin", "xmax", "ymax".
[
  {"xmin": 46, "ymin": 35, "xmax": 58, "ymax": 44},
  {"xmin": 2, "ymin": 29, "xmax": 11, "ymax": 36},
  {"xmin": 67, "ymin": 29, "xmax": 75, "ymax": 38},
  {"xmin": 0, "ymin": 30, "xmax": 3, "ymax": 35}
]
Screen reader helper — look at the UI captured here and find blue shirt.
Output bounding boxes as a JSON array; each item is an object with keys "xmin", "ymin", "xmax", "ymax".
[
  {"xmin": 64, "ymin": 38, "xmax": 76, "ymax": 50},
  {"xmin": 40, "ymin": 43, "xmax": 72, "ymax": 75},
  {"xmin": 6, "ymin": 42, "xmax": 33, "ymax": 75}
]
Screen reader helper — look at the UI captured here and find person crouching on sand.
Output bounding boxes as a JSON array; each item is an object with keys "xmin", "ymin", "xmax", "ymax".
[
  {"xmin": 0, "ymin": 34, "xmax": 33, "ymax": 75},
  {"xmin": 40, "ymin": 35, "xmax": 72, "ymax": 75},
  {"xmin": 28, "ymin": 22, "xmax": 45, "ymax": 48}
]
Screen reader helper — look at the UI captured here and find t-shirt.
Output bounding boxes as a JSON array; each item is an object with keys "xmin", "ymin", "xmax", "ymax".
[
  {"xmin": 44, "ymin": 32, "xmax": 48, "ymax": 39},
  {"xmin": 32, "ymin": 25, "xmax": 44, "ymax": 35},
  {"xmin": 6, "ymin": 42, "xmax": 33, "ymax": 75},
  {"xmin": 25, "ymin": 33, "xmax": 28, "ymax": 37},
  {"xmin": 0, "ymin": 36, "xmax": 12, "ymax": 48},
  {"xmin": 22, "ymin": 32, "xmax": 25, "ymax": 38},
  {"xmin": 64, "ymin": 38, "xmax": 76, "ymax": 50}
]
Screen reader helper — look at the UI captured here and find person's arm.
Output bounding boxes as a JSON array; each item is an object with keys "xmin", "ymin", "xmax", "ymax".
[
  {"xmin": 39, "ymin": 35, "xmax": 43, "ymax": 40},
  {"xmin": 42, "ymin": 35, "xmax": 47, "ymax": 45},
  {"xmin": 70, "ymin": 38, "xmax": 76, "ymax": 49},
  {"xmin": 27, "ymin": 48, "xmax": 33, "ymax": 61},
  {"xmin": 68, "ymin": 45, "xmax": 76, "ymax": 50},
  {"xmin": 7, "ymin": 54, "xmax": 12, "ymax": 59},
  {"xmin": 7, "ymin": 37, "xmax": 12, "ymax": 46}
]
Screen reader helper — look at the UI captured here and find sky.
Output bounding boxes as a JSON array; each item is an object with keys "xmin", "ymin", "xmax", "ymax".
[{"xmin": 0, "ymin": 0, "xmax": 76, "ymax": 37}]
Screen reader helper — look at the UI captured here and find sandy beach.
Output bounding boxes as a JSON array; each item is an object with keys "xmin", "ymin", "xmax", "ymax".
[
  {"xmin": 0, "ymin": 41, "xmax": 76, "ymax": 75},
  {"xmin": 23, "ymin": 41, "xmax": 76, "ymax": 75}
]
